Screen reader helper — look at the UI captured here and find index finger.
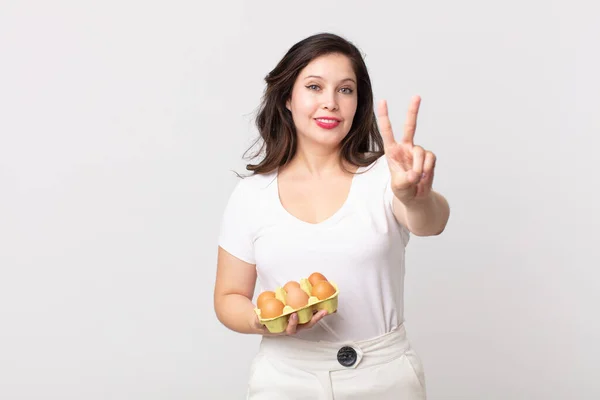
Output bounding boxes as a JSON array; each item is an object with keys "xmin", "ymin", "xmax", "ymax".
[
  {"xmin": 377, "ymin": 99, "xmax": 396, "ymax": 148},
  {"xmin": 403, "ymin": 95, "xmax": 421, "ymax": 145}
]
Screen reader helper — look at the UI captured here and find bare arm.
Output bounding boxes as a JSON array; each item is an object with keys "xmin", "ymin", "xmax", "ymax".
[
  {"xmin": 213, "ymin": 246, "xmax": 263, "ymax": 334},
  {"xmin": 376, "ymin": 96, "xmax": 450, "ymax": 237},
  {"xmin": 393, "ymin": 190, "xmax": 450, "ymax": 236}
]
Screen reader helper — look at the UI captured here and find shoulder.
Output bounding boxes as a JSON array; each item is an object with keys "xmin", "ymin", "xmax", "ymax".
[
  {"xmin": 224, "ymin": 170, "xmax": 277, "ymax": 212},
  {"xmin": 220, "ymin": 170, "xmax": 276, "ymax": 232},
  {"xmin": 354, "ymin": 154, "xmax": 395, "ymax": 205},
  {"xmin": 232, "ymin": 170, "xmax": 277, "ymax": 194},
  {"xmin": 359, "ymin": 153, "xmax": 391, "ymax": 183}
]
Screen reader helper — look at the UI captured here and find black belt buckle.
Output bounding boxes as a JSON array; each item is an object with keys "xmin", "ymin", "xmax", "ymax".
[{"xmin": 337, "ymin": 346, "xmax": 357, "ymax": 367}]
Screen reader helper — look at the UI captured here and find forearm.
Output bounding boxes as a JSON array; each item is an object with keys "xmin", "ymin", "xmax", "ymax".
[
  {"xmin": 214, "ymin": 293, "xmax": 263, "ymax": 335},
  {"xmin": 400, "ymin": 190, "xmax": 450, "ymax": 236}
]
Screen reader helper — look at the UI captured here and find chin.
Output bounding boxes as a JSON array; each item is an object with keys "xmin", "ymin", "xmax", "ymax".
[
  {"xmin": 315, "ymin": 128, "xmax": 350, "ymax": 144},
  {"xmin": 297, "ymin": 126, "xmax": 350, "ymax": 150},
  {"xmin": 312, "ymin": 135, "xmax": 346, "ymax": 150}
]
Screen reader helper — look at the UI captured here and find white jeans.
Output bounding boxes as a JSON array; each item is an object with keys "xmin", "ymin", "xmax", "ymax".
[{"xmin": 247, "ymin": 324, "xmax": 427, "ymax": 399}]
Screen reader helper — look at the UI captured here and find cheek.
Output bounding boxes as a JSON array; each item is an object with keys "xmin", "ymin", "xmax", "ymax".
[
  {"xmin": 294, "ymin": 96, "xmax": 317, "ymax": 116},
  {"xmin": 343, "ymin": 98, "xmax": 358, "ymax": 119}
]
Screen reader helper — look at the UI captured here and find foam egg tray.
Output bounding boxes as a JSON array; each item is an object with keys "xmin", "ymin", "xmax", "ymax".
[{"xmin": 254, "ymin": 278, "xmax": 339, "ymax": 334}]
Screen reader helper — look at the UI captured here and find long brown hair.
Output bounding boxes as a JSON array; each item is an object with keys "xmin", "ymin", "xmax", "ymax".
[{"xmin": 243, "ymin": 32, "xmax": 384, "ymax": 175}]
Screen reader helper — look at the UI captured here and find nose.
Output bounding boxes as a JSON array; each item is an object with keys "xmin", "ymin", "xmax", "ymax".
[{"xmin": 321, "ymin": 90, "xmax": 338, "ymax": 111}]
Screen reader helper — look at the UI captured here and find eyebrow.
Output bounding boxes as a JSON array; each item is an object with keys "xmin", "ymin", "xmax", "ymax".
[{"xmin": 304, "ymin": 75, "xmax": 356, "ymax": 84}]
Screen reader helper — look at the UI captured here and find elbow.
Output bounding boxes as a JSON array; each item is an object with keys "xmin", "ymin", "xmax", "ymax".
[
  {"xmin": 409, "ymin": 220, "xmax": 448, "ymax": 237},
  {"xmin": 213, "ymin": 292, "xmax": 226, "ymax": 325},
  {"xmin": 431, "ymin": 220, "xmax": 449, "ymax": 236},
  {"xmin": 213, "ymin": 296, "xmax": 233, "ymax": 331},
  {"xmin": 427, "ymin": 207, "xmax": 450, "ymax": 236},
  {"xmin": 431, "ymin": 225, "xmax": 446, "ymax": 236}
]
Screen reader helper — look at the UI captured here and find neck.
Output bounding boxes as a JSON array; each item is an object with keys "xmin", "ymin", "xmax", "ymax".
[
  {"xmin": 285, "ymin": 142, "xmax": 352, "ymax": 178},
  {"xmin": 294, "ymin": 153, "xmax": 339, "ymax": 177}
]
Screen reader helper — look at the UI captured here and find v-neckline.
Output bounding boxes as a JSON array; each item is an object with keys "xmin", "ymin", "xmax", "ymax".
[{"xmin": 274, "ymin": 165, "xmax": 366, "ymax": 228}]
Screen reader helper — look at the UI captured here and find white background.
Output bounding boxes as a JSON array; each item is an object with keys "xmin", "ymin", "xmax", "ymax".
[{"xmin": 1, "ymin": 0, "xmax": 598, "ymax": 399}]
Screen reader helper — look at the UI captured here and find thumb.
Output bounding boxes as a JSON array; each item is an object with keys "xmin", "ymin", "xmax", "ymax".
[{"xmin": 285, "ymin": 313, "xmax": 298, "ymax": 335}]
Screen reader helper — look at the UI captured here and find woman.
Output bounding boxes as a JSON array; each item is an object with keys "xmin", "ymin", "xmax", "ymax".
[{"xmin": 214, "ymin": 32, "xmax": 450, "ymax": 399}]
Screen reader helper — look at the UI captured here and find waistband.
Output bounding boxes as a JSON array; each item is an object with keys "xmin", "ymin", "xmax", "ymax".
[{"xmin": 257, "ymin": 324, "xmax": 411, "ymax": 372}]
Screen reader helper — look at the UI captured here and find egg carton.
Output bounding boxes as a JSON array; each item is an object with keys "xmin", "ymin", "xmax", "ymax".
[{"xmin": 254, "ymin": 278, "xmax": 339, "ymax": 334}]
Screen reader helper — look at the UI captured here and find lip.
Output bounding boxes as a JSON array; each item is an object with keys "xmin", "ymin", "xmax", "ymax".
[
  {"xmin": 314, "ymin": 117, "xmax": 341, "ymax": 129},
  {"xmin": 314, "ymin": 116, "xmax": 341, "ymax": 122}
]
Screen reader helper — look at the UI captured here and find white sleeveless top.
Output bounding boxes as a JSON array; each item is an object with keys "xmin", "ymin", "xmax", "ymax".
[{"xmin": 218, "ymin": 155, "xmax": 410, "ymax": 342}]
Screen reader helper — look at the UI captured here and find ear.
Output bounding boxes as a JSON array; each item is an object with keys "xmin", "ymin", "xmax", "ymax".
[{"xmin": 285, "ymin": 98, "xmax": 291, "ymax": 111}]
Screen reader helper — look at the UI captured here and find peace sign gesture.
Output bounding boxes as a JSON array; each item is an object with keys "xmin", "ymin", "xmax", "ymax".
[{"xmin": 377, "ymin": 96, "xmax": 437, "ymax": 205}]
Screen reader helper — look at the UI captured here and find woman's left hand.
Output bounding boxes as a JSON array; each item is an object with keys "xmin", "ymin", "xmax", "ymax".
[{"xmin": 377, "ymin": 96, "xmax": 437, "ymax": 205}]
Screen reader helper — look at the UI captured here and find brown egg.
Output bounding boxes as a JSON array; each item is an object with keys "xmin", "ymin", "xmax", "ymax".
[
  {"xmin": 256, "ymin": 291, "xmax": 276, "ymax": 310},
  {"xmin": 308, "ymin": 272, "xmax": 328, "ymax": 286},
  {"xmin": 311, "ymin": 280, "xmax": 336, "ymax": 300},
  {"xmin": 285, "ymin": 286, "xmax": 309, "ymax": 309},
  {"xmin": 260, "ymin": 298, "xmax": 285, "ymax": 319},
  {"xmin": 283, "ymin": 281, "xmax": 301, "ymax": 292}
]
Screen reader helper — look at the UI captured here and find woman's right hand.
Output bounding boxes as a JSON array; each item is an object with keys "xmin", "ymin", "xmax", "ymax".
[{"xmin": 250, "ymin": 309, "xmax": 329, "ymax": 336}]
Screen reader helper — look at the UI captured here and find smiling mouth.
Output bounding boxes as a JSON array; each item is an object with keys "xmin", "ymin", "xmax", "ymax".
[{"xmin": 314, "ymin": 118, "xmax": 341, "ymax": 129}]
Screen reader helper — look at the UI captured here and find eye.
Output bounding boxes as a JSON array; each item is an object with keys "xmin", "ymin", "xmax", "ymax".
[
  {"xmin": 339, "ymin": 87, "xmax": 354, "ymax": 94},
  {"xmin": 306, "ymin": 84, "xmax": 320, "ymax": 91}
]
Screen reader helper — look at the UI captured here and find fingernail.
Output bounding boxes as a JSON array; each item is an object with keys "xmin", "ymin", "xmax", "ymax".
[{"xmin": 291, "ymin": 314, "xmax": 297, "ymax": 321}]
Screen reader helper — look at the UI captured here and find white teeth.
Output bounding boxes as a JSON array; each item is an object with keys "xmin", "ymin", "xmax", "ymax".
[{"xmin": 316, "ymin": 119, "xmax": 338, "ymax": 123}]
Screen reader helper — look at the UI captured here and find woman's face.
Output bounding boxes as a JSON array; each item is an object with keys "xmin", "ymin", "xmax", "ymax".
[{"xmin": 286, "ymin": 53, "xmax": 358, "ymax": 152}]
